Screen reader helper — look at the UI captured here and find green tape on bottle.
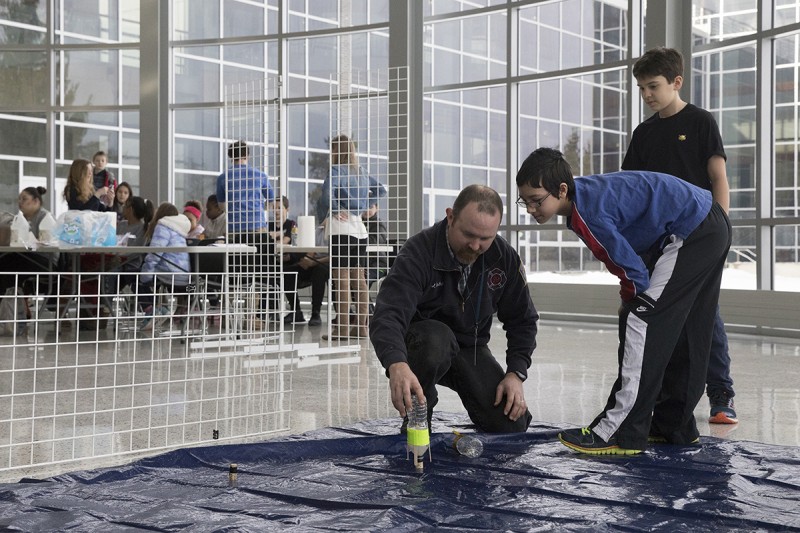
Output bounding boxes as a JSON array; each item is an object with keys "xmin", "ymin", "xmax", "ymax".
[{"xmin": 407, "ymin": 428, "xmax": 429, "ymax": 446}]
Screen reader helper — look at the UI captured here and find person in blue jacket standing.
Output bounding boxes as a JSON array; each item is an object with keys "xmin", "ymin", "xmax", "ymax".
[
  {"xmin": 516, "ymin": 148, "xmax": 730, "ymax": 455},
  {"xmin": 216, "ymin": 140, "xmax": 276, "ymax": 326},
  {"xmin": 216, "ymin": 140, "xmax": 274, "ymax": 234}
]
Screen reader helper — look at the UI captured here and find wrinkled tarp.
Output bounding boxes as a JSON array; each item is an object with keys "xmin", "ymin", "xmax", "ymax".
[{"xmin": 1, "ymin": 414, "xmax": 799, "ymax": 532}]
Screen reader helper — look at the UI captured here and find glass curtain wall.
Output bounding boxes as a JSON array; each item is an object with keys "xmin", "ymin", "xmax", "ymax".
[
  {"xmin": 171, "ymin": 0, "xmax": 389, "ymax": 223},
  {"xmin": 2, "ymin": 1, "xmax": 797, "ymax": 290},
  {"xmin": 423, "ymin": 0, "xmax": 628, "ymax": 279},
  {"xmin": 420, "ymin": 0, "xmax": 799, "ymax": 291},
  {"xmin": 0, "ymin": 0, "xmax": 139, "ymax": 216},
  {"xmin": 692, "ymin": 0, "xmax": 800, "ymax": 290}
]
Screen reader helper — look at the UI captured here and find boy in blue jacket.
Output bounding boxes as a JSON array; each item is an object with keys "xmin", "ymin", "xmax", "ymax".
[{"xmin": 516, "ymin": 148, "xmax": 730, "ymax": 454}]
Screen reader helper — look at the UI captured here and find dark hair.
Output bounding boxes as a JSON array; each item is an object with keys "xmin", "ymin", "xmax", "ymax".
[
  {"xmin": 632, "ymin": 47, "xmax": 684, "ymax": 83},
  {"xmin": 116, "ymin": 181, "xmax": 133, "ymax": 195},
  {"xmin": 184, "ymin": 199, "xmax": 203, "ymax": 211},
  {"xmin": 516, "ymin": 147, "xmax": 575, "ymax": 199},
  {"xmin": 126, "ymin": 196, "xmax": 148, "ymax": 220},
  {"xmin": 279, "ymin": 195, "xmax": 289, "ymax": 209},
  {"xmin": 452, "ymin": 184, "xmax": 503, "ymax": 220},
  {"xmin": 114, "ymin": 181, "xmax": 133, "ymax": 208},
  {"xmin": 227, "ymin": 140, "xmax": 248, "ymax": 160},
  {"xmin": 207, "ymin": 194, "xmax": 219, "ymax": 205},
  {"xmin": 127, "ymin": 196, "xmax": 152, "ymax": 238},
  {"xmin": 21, "ymin": 186, "xmax": 47, "ymax": 202},
  {"xmin": 93, "ymin": 150, "xmax": 108, "ymax": 160},
  {"xmin": 143, "ymin": 198, "xmax": 155, "ymax": 229}
]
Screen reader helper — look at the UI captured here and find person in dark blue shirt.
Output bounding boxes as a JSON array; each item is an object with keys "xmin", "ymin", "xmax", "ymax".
[
  {"xmin": 216, "ymin": 140, "xmax": 274, "ymax": 234},
  {"xmin": 216, "ymin": 141, "xmax": 277, "ymax": 328}
]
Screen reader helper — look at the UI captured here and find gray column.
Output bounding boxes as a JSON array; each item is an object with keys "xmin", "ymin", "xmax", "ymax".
[
  {"xmin": 755, "ymin": 1, "xmax": 774, "ymax": 290},
  {"xmin": 139, "ymin": 0, "xmax": 171, "ymax": 204},
  {"xmin": 644, "ymin": 0, "xmax": 693, "ymax": 100},
  {"xmin": 389, "ymin": 0, "xmax": 423, "ymax": 238}
]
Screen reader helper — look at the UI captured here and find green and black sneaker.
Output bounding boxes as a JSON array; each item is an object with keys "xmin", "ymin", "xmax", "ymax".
[{"xmin": 558, "ymin": 427, "xmax": 642, "ymax": 456}]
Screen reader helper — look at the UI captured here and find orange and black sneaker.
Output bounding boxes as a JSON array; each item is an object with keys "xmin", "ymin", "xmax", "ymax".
[
  {"xmin": 558, "ymin": 427, "xmax": 642, "ymax": 456},
  {"xmin": 708, "ymin": 391, "xmax": 738, "ymax": 424}
]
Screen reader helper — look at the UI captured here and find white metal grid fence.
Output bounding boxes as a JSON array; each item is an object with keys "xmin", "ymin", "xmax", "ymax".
[
  {"xmin": 325, "ymin": 67, "xmax": 407, "ymax": 344},
  {"xmin": 0, "ymin": 76, "xmax": 298, "ymax": 481},
  {"xmin": 0, "ymin": 259, "xmax": 296, "ymax": 480}
]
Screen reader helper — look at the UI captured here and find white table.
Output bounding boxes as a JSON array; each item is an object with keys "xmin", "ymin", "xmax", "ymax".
[{"xmin": 282, "ymin": 244, "xmax": 395, "ymax": 254}]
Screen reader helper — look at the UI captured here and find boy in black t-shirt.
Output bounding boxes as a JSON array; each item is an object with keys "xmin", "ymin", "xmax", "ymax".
[{"xmin": 622, "ymin": 47, "xmax": 737, "ymax": 425}]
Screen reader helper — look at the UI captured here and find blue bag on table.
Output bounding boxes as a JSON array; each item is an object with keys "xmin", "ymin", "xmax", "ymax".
[{"xmin": 55, "ymin": 210, "xmax": 117, "ymax": 247}]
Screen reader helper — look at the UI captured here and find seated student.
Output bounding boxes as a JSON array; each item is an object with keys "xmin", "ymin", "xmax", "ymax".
[
  {"xmin": 112, "ymin": 181, "xmax": 133, "ymax": 222},
  {"xmin": 0, "ymin": 186, "xmax": 58, "ymax": 293},
  {"xmin": 63, "ymin": 158, "xmax": 116, "ymax": 278},
  {"xmin": 268, "ymin": 196, "xmax": 304, "ymax": 323},
  {"xmin": 105, "ymin": 196, "xmax": 151, "ymax": 297},
  {"xmin": 137, "ymin": 202, "xmax": 191, "ymax": 331},
  {"xmin": 183, "ymin": 200, "xmax": 205, "ymax": 240},
  {"xmin": 63, "ymin": 158, "xmax": 112, "ymax": 211},
  {"xmin": 267, "ymin": 195, "xmax": 294, "ymax": 244},
  {"xmin": 516, "ymin": 147, "xmax": 730, "ymax": 455},
  {"xmin": 116, "ymin": 196, "xmax": 151, "ymax": 247},
  {"xmin": 199, "ymin": 194, "xmax": 226, "ymax": 241},
  {"xmin": 285, "ymin": 225, "xmax": 330, "ymax": 327}
]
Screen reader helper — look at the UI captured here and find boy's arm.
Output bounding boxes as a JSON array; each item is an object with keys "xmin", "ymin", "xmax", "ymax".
[
  {"xmin": 572, "ymin": 212, "xmax": 650, "ymax": 301},
  {"xmin": 708, "ymin": 155, "xmax": 730, "ymax": 213}
]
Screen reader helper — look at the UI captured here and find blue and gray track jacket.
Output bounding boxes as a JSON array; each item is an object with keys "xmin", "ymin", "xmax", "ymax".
[{"xmin": 567, "ymin": 171, "xmax": 712, "ymax": 302}]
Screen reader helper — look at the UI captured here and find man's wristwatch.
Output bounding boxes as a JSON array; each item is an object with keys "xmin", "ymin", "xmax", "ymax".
[{"xmin": 509, "ymin": 370, "xmax": 526, "ymax": 382}]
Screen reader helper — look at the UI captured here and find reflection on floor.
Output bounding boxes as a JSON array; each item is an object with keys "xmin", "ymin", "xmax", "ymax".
[
  {"xmin": 291, "ymin": 318, "xmax": 800, "ymax": 448},
  {"xmin": 1, "ymin": 314, "xmax": 797, "ymax": 483}
]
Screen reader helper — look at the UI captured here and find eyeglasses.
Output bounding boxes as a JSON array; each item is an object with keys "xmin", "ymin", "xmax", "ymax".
[{"xmin": 516, "ymin": 192, "xmax": 551, "ymax": 210}]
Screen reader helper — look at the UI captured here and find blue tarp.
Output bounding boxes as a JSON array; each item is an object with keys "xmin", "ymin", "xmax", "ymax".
[{"xmin": 1, "ymin": 415, "xmax": 799, "ymax": 531}]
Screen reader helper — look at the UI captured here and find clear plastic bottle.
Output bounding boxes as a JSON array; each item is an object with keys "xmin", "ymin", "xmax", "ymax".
[
  {"xmin": 452, "ymin": 431, "xmax": 483, "ymax": 458},
  {"xmin": 406, "ymin": 394, "xmax": 431, "ymax": 471},
  {"xmin": 291, "ymin": 225, "xmax": 298, "ymax": 246},
  {"xmin": 408, "ymin": 394, "xmax": 428, "ymax": 431}
]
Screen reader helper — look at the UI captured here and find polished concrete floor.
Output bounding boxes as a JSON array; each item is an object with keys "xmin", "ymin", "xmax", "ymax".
[
  {"xmin": 291, "ymin": 317, "xmax": 800, "ymax": 448},
  {"xmin": 1, "ymin": 310, "xmax": 797, "ymax": 483}
]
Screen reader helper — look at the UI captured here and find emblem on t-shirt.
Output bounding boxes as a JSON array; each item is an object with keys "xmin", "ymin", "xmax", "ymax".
[
  {"xmin": 487, "ymin": 268, "xmax": 507, "ymax": 290},
  {"xmin": 678, "ymin": 134, "xmax": 687, "ymax": 141}
]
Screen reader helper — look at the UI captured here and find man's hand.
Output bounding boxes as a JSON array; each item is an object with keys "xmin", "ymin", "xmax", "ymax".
[
  {"xmin": 493, "ymin": 372, "xmax": 527, "ymax": 421},
  {"xmin": 388, "ymin": 362, "xmax": 425, "ymax": 417}
]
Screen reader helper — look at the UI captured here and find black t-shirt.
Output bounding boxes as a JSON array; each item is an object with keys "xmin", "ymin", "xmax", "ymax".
[
  {"xmin": 622, "ymin": 103, "xmax": 726, "ymax": 191},
  {"xmin": 269, "ymin": 218, "xmax": 304, "ymax": 265}
]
